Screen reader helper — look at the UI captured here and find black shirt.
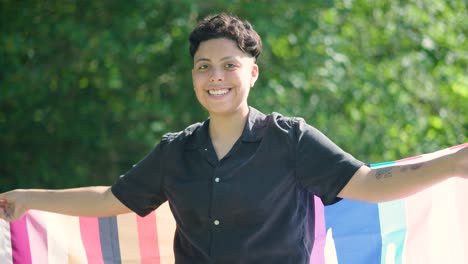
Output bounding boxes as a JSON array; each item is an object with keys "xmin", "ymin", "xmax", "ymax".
[{"xmin": 111, "ymin": 107, "xmax": 363, "ymax": 264}]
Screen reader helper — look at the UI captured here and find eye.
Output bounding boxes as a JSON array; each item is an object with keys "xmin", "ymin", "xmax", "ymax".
[
  {"xmin": 225, "ymin": 63, "xmax": 237, "ymax": 69},
  {"xmin": 197, "ymin": 64, "xmax": 209, "ymax": 70}
]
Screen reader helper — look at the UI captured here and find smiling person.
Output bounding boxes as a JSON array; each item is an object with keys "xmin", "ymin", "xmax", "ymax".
[{"xmin": 1, "ymin": 13, "xmax": 467, "ymax": 264}]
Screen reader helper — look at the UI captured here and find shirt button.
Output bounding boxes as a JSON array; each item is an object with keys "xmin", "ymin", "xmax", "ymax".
[
  {"xmin": 214, "ymin": 220, "xmax": 220, "ymax": 226},
  {"xmin": 214, "ymin": 177, "xmax": 220, "ymax": 182}
]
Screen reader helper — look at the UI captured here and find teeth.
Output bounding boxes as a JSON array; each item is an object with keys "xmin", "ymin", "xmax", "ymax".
[{"xmin": 208, "ymin": 89, "xmax": 229, "ymax": 95}]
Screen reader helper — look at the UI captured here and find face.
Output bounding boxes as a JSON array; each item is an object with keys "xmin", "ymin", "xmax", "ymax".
[{"xmin": 192, "ymin": 38, "xmax": 259, "ymax": 117}]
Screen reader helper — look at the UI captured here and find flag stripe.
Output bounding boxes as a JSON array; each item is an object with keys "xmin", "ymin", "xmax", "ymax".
[
  {"xmin": 429, "ymin": 179, "xmax": 462, "ymax": 263},
  {"xmin": 99, "ymin": 217, "xmax": 121, "ymax": 263},
  {"xmin": 79, "ymin": 217, "xmax": 104, "ymax": 264},
  {"xmin": 377, "ymin": 200, "xmax": 405, "ymax": 264},
  {"xmin": 137, "ymin": 212, "xmax": 160, "ymax": 264},
  {"xmin": 0, "ymin": 219, "xmax": 13, "ymax": 264},
  {"xmin": 10, "ymin": 216, "xmax": 32, "ymax": 264},
  {"xmin": 309, "ymin": 196, "xmax": 325, "ymax": 264},
  {"xmin": 155, "ymin": 203, "xmax": 176, "ymax": 263},
  {"xmin": 456, "ymin": 178, "xmax": 468, "ymax": 262},
  {"xmin": 116, "ymin": 213, "xmax": 140, "ymax": 262},
  {"xmin": 325, "ymin": 200, "xmax": 382, "ymax": 263},
  {"xmin": 60, "ymin": 215, "xmax": 87, "ymax": 263},
  {"xmin": 26, "ymin": 211, "xmax": 48, "ymax": 264},
  {"xmin": 403, "ymin": 188, "xmax": 432, "ymax": 263},
  {"xmin": 1, "ymin": 144, "xmax": 466, "ymax": 264},
  {"xmin": 450, "ymin": 142, "xmax": 468, "ymax": 150},
  {"xmin": 44, "ymin": 212, "xmax": 69, "ymax": 263}
]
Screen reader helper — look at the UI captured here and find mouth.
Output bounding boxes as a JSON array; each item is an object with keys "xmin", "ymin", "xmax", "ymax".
[{"xmin": 208, "ymin": 88, "xmax": 231, "ymax": 96}]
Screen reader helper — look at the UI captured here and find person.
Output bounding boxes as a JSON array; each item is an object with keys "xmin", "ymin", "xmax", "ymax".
[{"xmin": 1, "ymin": 13, "xmax": 467, "ymax": 264}]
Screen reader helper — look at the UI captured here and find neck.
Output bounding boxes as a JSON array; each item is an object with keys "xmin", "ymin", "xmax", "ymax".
[{"xmin": 208, "ymin": 107, "xmax": 249, "ymax": 142}]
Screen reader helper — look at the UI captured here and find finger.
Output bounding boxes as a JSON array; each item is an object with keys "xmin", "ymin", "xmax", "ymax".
[
  {"xmin": 0, "ymin": 205, "xmax": 14, "ymax": 221},
  {"xmin": 0, "ymin": 207, "xmax": 9, "ymax": 221},
  {"xmin": 0, "ymin": 200, "xmax": 9, "ymax": 206}
]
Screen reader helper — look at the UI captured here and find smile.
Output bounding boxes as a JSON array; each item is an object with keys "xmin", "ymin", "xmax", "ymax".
[{"xmin": 208, "ymin": 88, "xmax": 231, "ymax": 96}]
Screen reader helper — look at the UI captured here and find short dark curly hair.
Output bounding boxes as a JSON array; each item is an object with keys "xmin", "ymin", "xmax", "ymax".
[{"xmin": 189, "ymin": 13, "xmax": 262, "ymax": 61}]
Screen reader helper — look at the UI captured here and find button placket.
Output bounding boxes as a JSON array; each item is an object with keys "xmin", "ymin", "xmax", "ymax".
[
  {"xmin": 210, "ymin": 161, "xmax": 224, "ymax": 231},
  {"xmin": 210, "ymin": 164, "xmax": 224, "ymax": 257}
]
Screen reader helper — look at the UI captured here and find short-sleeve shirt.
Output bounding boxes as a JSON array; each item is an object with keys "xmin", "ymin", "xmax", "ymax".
[{"xmin": 111, "ymin": 107, "xmax": 363, "ymax": 264}]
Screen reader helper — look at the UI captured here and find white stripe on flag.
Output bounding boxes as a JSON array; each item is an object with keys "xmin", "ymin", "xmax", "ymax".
[{"xmin": 0, "ymin": 219, "xmax": 13, "ymax": 264}]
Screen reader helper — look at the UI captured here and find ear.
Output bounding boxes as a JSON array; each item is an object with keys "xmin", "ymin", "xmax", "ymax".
[{"xmin": 250, "ymin": 63, "xmax": 259, "ymax": 88}]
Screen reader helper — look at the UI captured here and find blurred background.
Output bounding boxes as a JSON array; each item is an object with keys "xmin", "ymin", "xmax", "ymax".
[{"xmin": 1, "ymin": 0, "xmax": 467, "ymax": 191}]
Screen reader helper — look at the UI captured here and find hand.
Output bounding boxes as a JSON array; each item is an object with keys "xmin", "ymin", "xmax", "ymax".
[
  {"xmin": 0, "ymin": 190, "xmax": 28, "ymax": 222},
  {"xmin": 453, "ymin": 145, "xmax": 468, "ymax": 179}
]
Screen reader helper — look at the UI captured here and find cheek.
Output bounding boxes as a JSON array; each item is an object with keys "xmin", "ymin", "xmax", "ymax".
[
  {"xmin": 192, "ymin": 75, "xmax": 204, "ymax": 90},
  {"xmin": 193, "ymin": 87, "xmax": 205, "ymax": 105},
  {"xmin": 237, "ymin": 71, "xmax": 253, "ymax": 87},
  {"xmin": 192, "ymin": 77, "xmax": 205, "ymax": 97}
]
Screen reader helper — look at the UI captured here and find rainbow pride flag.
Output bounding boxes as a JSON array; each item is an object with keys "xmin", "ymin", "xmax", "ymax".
[{"xmin": 1, "ymin": 144, "xmax": 467, "ymax": 263}]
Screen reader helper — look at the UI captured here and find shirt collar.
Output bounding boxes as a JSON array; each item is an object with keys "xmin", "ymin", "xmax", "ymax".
[
  {"xmin": 241, "ymin": 106, "xmax": 267, "ymax": 143},
  {"xmin": 186, "ymin": 106, "xmax": 267, "ymax": 150}
]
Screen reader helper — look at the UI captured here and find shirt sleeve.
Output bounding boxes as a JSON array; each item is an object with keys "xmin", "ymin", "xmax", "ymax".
[
  {"xmin": 294, "ymin": 118, "xmax": 364, "ymax": 205},
  {"xmin": 111, "ymin": 138, "xmax": 168, "ymax": 217}
]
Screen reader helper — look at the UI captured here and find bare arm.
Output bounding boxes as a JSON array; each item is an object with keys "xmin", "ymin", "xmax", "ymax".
[
  {"xmin": 339, "ymin": 146, "xmax": 468, "ymax": 203},
  {"xmin": 0, "ymin": 186, "xmax": 131, "ymax": 222}
]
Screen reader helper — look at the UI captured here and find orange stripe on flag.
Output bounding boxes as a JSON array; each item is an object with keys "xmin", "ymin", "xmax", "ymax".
[
  {"xmin": 156, "ymin": 202, "xmax": 176, "ymax": 264},
  {"xmin": 116, "ymin": 213, "xmax": 141, "ymax": 262}
]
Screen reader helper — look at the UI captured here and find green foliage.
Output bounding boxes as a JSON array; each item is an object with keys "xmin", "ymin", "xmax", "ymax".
[{"xmin": 1, "ymin": 1, "xmax": 466, "ymax": 191}]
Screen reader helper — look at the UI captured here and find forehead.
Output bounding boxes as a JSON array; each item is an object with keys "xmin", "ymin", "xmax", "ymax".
[{"xmin": 194, "ymin": 38, "xmax": 252, "ymax": 61}]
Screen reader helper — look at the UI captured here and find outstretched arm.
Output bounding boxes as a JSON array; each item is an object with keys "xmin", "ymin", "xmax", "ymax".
[
  {"xmin": 0, "ymin": 186, "xmax": 131, "ymax": 222},
  {"xmin": 338, "ymin": 146, "xmax": 468, "ymax": 203}
]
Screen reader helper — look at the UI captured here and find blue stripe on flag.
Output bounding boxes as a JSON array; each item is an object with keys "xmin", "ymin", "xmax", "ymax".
[
  {"xmin": 98, "ymin": 216, "xmax": 121, "ymax": 264},
  {"xmin": 370, "ymin": 161, "xmax": 396, "ymax": 168},
  {"xmin": 325, "ymin": 199, "xmax": 382, "ymax": 263},
  {"xmin": 378, "ymin": 200, "xmax": 406, "ymax": 264}
]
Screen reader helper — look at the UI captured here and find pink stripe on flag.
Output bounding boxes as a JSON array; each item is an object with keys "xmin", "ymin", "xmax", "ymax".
[
  {"xmin": 26, "ymin": 211, "xmax": 48, "ymax": 263},
  {"xmin": 449, "ymin": 142, "xmax": 468, "ymax": 150},
  {"xmin": 396, "ymin": 155, "xmax": 423, "ymax": 163},
  {"xmin": 10, "ymin": 216, "xmax": 32, "ymax": 264},
  {"xmin": 310, "ymin": 196, "xmax": 325, "ymax": 264},
  {"xmin": 79, "ymin": 217, "xmax": 104, "ymax": 264},
  {"xmin": 403, "ymin": 188, "xmax": 432, "ymax": 263},
  {"xmin": 136, "ymin": 212, "xmax": 160, "ymax": 264}
]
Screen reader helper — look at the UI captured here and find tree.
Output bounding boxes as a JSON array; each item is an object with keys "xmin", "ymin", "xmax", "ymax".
[{"xmin": 1, "ymin": 0, "xmax": 466, "ymax": 190}]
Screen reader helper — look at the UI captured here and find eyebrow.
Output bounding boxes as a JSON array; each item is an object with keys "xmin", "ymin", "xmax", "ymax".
[{"xmin": 194, "ymin": 56, "xmax": 238, "ymax": 63}]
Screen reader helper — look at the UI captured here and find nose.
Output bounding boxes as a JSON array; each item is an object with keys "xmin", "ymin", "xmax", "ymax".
[{"xmin": 210, "ymin": 68, "xmax": 224, "ymax": 82}]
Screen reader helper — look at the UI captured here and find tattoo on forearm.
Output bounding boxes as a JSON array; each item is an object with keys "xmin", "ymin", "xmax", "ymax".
[
  {"xmin": 375, "ymin": 162, "xmax": 425, "ymax": 180},
  {"xmin": 375, "ymin": 167, "xmax": 393, "ymax": 180},
  {"xmin": 399, "ymin": 163, "xmax": 424, "ymax": 172}
]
